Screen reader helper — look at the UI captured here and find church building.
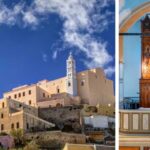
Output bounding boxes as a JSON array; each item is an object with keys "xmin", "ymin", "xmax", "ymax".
[
  {"xmin": 1, "ymin": 53, "xmax": 115, "ymax": 108},
  {"xmin": 119, "ymin": 13, "xmax": 150, "ymax": 150}
]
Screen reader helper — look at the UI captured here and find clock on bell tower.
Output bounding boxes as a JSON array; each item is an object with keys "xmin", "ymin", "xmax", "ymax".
[{"xmin": 140, "ymin": 14, "xmax": 150, "ymax": 107}]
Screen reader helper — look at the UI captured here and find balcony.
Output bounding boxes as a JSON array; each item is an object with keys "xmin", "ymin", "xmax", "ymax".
[{"xmin": 120, "ymin": 109, "xmax": 150, "ymax": 134}]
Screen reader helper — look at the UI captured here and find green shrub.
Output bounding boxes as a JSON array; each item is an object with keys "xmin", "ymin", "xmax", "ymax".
[
  {"xmin": 0, "ymin": 132, "xmax": 8, "ymax": 136},
  {"xmin": 10, "ymin": 129, "xmax": 26, "ymax": 147}
]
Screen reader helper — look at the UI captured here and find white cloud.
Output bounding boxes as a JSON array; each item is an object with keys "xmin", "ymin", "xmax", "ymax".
[
  {"xmin": 52, "ymin": 51, "xmax": 58, "ymax": 59},
  {"xmin": 0, "ymin": 2, "xmax": 24, "ymax": 25},
  {"xmin": 33, "ymin": 0, "xmax": 114, "ymax": 75},
  {"xmin": 22, "ymin": 11, "xmax": 38, "ymax": 26},
  {"xmin": 0, "ymin": 0, "xmax": 115, "ymax": 77},
  {"xmin": 42, "ymin": 53, "xmax": 48, "ymax": 62},
  {"xmin": 104, "ymin": 66, "xmax": 115, "ymax": 77},
  {"xmin": 64, "ymin": 32, "xmax": 112, "ymax": 68}
]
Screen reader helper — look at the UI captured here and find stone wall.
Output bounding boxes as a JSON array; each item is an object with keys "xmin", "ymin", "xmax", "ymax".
[
  {"xmin": 25, "ymin": 131, "xmax": 86, "ymax": 147},
  {"xmin": 38, "ymin": 106, "xmax": 82, "ymax": 132},
  {"xmin": 0, "ymin": 99, "xmax": 54, "ymax": 133},
  {"xmin": 82, "ymin": 105, "xmax": 115, "ymax": 117}
]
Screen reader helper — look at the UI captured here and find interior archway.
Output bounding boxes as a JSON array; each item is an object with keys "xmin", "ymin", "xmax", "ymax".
[{"xmin": 119, "ymin": 1, "xmax": 150, "ymax": 62}]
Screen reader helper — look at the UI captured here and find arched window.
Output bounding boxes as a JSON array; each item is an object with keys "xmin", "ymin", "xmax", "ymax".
[
  {"xmin": 29, "ymin": 100, "xmax": 32, "ymax": 105},
  {"xmin": 23, "ymin": 92, "xmax": 25, "ymax": 96},
  {"xmin": 18, "ymin": 93, "xmax": 21, "ymax": 98},
  {"xmin": 14, "ymin": 94, "xmax": 17, "ymax": 99},
  {"xmin": 26, "ymin": 123, "xmax": 29, "ymax": 129},
  {"xmin": 56, "ymin": 86, "xmax": 60, "ymax": 93},
  {"xmin": 68, "ymin": 82, "xmax": 71, "ymax": 87},
  {"xmin": 28, "ymin": 90, "xmax": 32, "ymax": 95},
  {"xmin": 2, "ymin": 102, "xmax": 4, "ymax": 108},
  {"xmin": 16, "ymin": 122, "xmax": 19, "ymax": 129},
  {"xmin": 56, "ymin": 103, "xmax": 61, "ymax": 107},
  {"xmin": 11, "ymin": 123, "xmax": 14, "ymax": 129},
  {"xmin": 1, "ymin": 113, "xmax": 4, "ymax": 119},
  {"xmin": 43, "ymin": 93, "xmax": 45, "ymax": 97},
  {"xmin": 81, "ymin": 80, "xmax": 84, "ymax": 86},
  {"xmin": 1, "ymin": 124, "xmax": 4, "ymax": 131}
]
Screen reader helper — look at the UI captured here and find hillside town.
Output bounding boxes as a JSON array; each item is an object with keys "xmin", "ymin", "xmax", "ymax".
[{"xmin": 0, "ymin": 53, "xmax": 115, "ymax": 150}]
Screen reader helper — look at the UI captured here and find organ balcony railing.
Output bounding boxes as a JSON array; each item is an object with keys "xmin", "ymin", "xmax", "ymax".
[{"xmin": 120, "ymin": 109, "xmax": 150, "ymax": 134}]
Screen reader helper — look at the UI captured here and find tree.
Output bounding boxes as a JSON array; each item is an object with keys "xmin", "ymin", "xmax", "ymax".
[{"xmin": 10, "ymin": 129, "xmax": 26, "ymax": 147}]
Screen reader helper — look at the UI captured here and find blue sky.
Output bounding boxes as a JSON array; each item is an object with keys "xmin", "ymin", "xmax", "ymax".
[
  {"xmin": 0, "ymin": 0, "xmax": 115, "ymax": 97},
  {"xmin": 120, "ymin": 0, "xmax": 149, "ymax": 97}
]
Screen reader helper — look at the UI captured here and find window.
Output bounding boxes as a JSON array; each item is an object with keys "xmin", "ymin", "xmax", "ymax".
[
  {"xmin": 29, "ymin": 90, "xmax": 31, "ymax": 95},
  {"xmin": 57, "ymin": 89, "xmax": 60, "ymax": 93},
  {"xmin": 1, "ymin": 124, "xmax": 4, "ymax": 131},
  {"xmin": 18, "ymin": 93, "xmax": 21, "ymax": 98},
  {"xmin": 81, "ymin": 80, "xmax": 84, "ymax": 86},
  {"xmin": 16, "ymin": 122, "xmax": 19, "ymax": 129},
  {"xmin": 43, "ymin": 93, "xmax": 45, "ymax": 98},
  {"xmin": 68, "ymin": 82, "xmax": 71, "ymax": 87},
  {"xmin": 32, "ymin": 119, "xmax": 34, "ymax": 125},
  {"xmin": 56, "ymin": 103, "xmax": 61, "ymax": 107},
  {"xmin": 8, "ymin": 96, "xmax": 11, "ymax": 99},
  {"xmin": 23, "ymin": 92, "xmax": 25, "ymax": 97},
  {"xmin": 11, "ymin": 123, "xmax": 14, "ymax": 129},
  {"xmin": 26, "ymin": 123, "xmax": 29, "ymax": 129},
  {"xmin": 14, "ymin": 94, "xmax": 17, "ymax": 99},
  {"xmin": 68, "ymin": 68, "xmax": 72, "ymax": 72},
  {"xmin": 68, "ymin": 73, "xmax": 72, "ymax": 77},
  {"xmin": 2, "ymin": 102, "xmax": 4, "ymax": 108},
  {"xmin": 1, "ymin": 113, "xmax": 3, "ymax": 119},
  {"xmin": 29, "ymin": 100, "xmax": 32, "ymax": 105}
]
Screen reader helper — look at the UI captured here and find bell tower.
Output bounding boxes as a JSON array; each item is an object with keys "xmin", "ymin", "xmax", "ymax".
[
  {"xmin": 66, "ymin": 52, "xmax": 77, "ymax": 96},
  {"xmin": 140, "ymin": 15, "xmax": 150, "ymax": 107}
]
